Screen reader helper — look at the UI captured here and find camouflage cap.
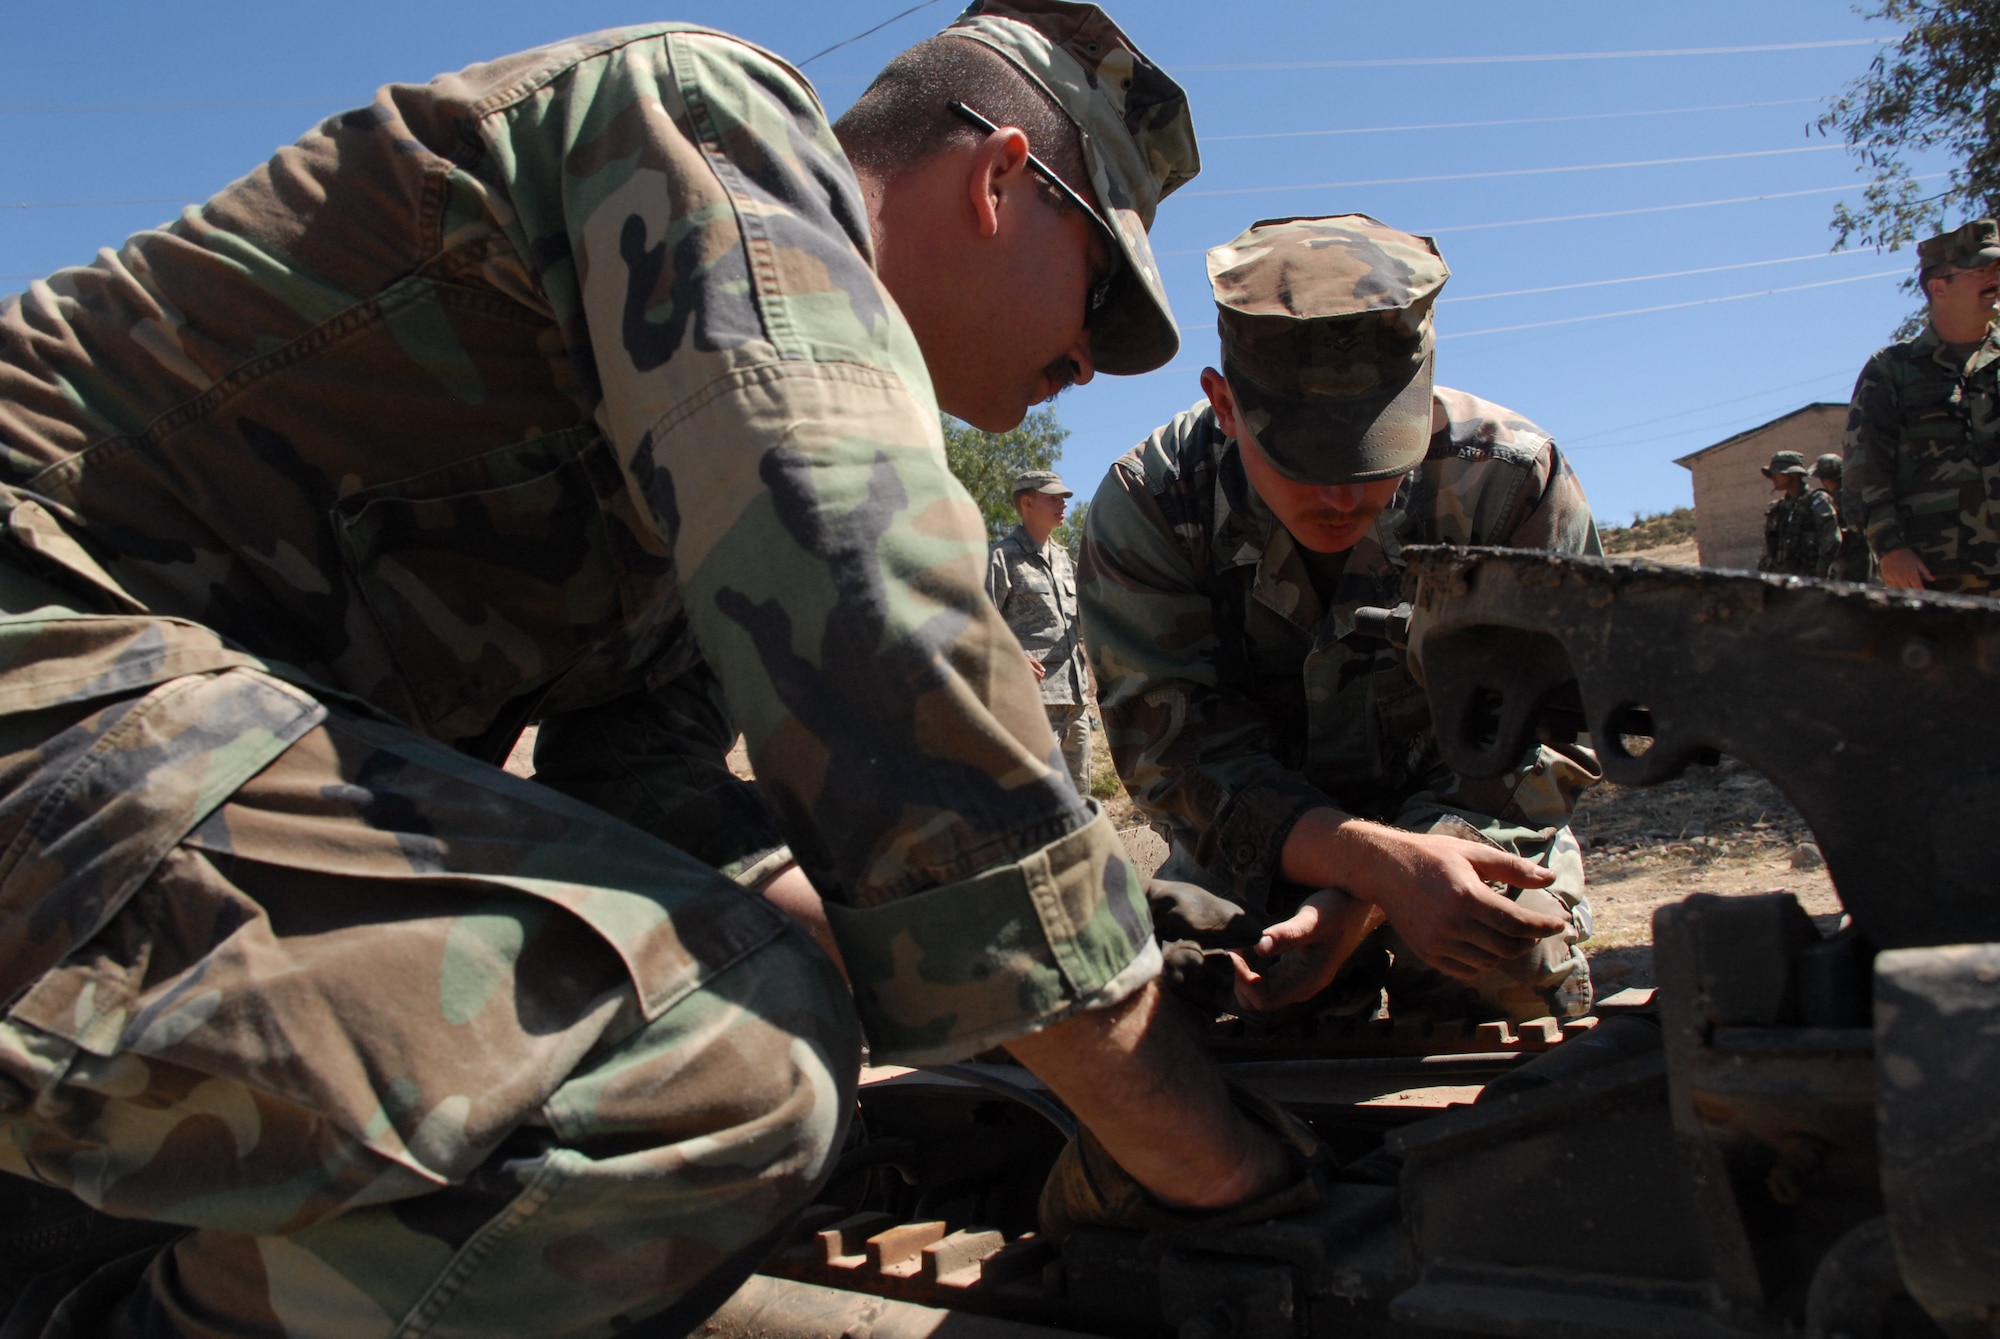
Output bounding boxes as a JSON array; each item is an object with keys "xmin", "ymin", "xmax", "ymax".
[
  {"xmin": 1206, "ymin": 215, "xmax": 1448, "ymax": 485},
  {"xmin": 945, "ymin": 0, "xmax": 1200, "ymax": 377},
  {"xmin": 1762, "ymin": 450, "xmax": 1810, "ymax": 478},
  {"xmin": 1012, "ymin": 468, "xmax": 1073, "ymax": 496},
  {"xmin": 1812, "ymin": 452, "xmax": 1844, "ymax": 481},
  {"xmin": 1917, "ymin": 218, "xmax": 2000, "ymax": 275}
]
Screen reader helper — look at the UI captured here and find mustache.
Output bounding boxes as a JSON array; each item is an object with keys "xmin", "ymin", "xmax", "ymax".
[{"xmin": 1041, "ymin": 355, "xmax": 1082, "ymax": 397}]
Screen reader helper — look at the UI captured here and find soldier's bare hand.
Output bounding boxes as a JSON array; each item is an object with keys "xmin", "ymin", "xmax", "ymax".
[
  {"xmin": 1280, "ymin": 810, "xmax": 1565, "ymax": 981},
  {"xmin": 1879, "ymin": 547, "xmax": 1933, "ymax": 590},
  {"xmin": 1229, "ymin": 888, "xmax": 1386, "ymax": 1012},
  {"xmin": 1026, "ymin": 652, "xmax": 1048, "ymax": 681}
]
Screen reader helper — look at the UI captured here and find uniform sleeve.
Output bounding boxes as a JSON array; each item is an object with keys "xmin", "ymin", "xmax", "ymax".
[
  {"xmin": 482, "ymin": 31, "xmax": 1153, "ymax": 1063},
  {"xmin": 1079, "ymin": 455, "xmax": 1329, "ymax": 915},
  {"xmin": 1810, "ymin": 491, "xmax": 1843, "ymax": 576},
  {"xmin": 1845, "ymin": 353, "xmax": 1908, "ymax": 556},
  {"xmin": 986, "ymin": 542, "xmax": 1013, "ymax": 613},
  {"xmin": 1492, "ymin": 441, "xmax": 1603, "ymax": 556}
]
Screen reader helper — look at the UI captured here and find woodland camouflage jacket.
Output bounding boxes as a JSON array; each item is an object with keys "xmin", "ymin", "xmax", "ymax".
[
  {"xmin": 0, "ymin": 25, "xmax": 1155, "ymax": 1064},
  {"xmin": 1080, "ymin": 388, "xmax": 1600, "ymax": 912},
  {"xmin": 1843, "ymin": 323, "xmax": 2000, "ymax": 594}
]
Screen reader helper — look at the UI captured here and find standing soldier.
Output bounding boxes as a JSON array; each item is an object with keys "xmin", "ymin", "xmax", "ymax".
[
  {"xmin": 988, "ymin": 469, "xmax": 1092, "ymax": 794},
  {"xmin": 1844, "ymin": 217, "xmax": 2000, "ymax": 593},
  {"xmin": 1811, "ymin": 454, "xmax": 1874, "ymax": 581},
  {"xmin": 1081, "ymin": 216, "xmax": 1601, "ymax": 1027},
  {"xmin": 1759, "ymin": 450, "xmax": 1822, "ymax": 575}
]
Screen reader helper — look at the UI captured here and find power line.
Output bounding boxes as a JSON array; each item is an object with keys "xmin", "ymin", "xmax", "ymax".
[
  {"xmin": 1574, "ymin": 389, "xmax": 1857, "ymax": 455},
  {"xmin": 1439, "ymin": 269, "xmax": 1903, "ymax": 340},
  {"xmin": 0, "ymin": 99, "xmax": 337, "ymax": 115},
  {"xmin": 1183, "ymin": 143, "xmax": 1845, "ymax": 199},
  {"xmin": 1159, "ymin": 174, "xmax": 1949, "ymax": 254},
  {"xmin": 797, "ymin": 0, "xmax": 948, "ymax": 67},
  {"xmin": 1177, "ymin": 38, "xmax": 1884, "ymax": 73},
  {"xmin": 1564, "ymin": 369, "xmax": 1859, "ymax": 449},
  {"xmin": 15, "ymin": 156, "xmax": 1829, "ymax": 216},
  {"xmin": 1422, "ymin": 176, "xmax": 1945, "ymax": 235},
  {"xmin": 3, "ymin": 197, "xmax": 192, "ymax": 212},
  {"xmin": 1202, "ymin": 99, "xmax": 1820, "ymax": 143},
  {"xmin": 1441, "ymin": 251, "xmax": 1865, "ymax": 304}
]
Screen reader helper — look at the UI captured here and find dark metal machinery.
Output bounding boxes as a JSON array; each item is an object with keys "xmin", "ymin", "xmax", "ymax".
[{"xmin": 706, "ymin": 551, "xmax": 2000, "ymax": 1339}]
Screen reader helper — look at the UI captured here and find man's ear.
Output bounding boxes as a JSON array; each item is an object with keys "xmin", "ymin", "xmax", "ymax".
[
  {"xmin": 1200, "ymin": 366, "xmax": 1240, "ymax": 439},
  {"xmin": 967, "ymin": 127, "xmax": 1031, "ymax": 241}
]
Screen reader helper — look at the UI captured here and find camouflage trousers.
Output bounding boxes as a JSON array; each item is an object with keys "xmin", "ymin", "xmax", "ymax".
[
  {"xmin": 0, "ymin": 567, "xmax": 860, "ymax": 1336},
  {"xmin": 1047, "ymin": 704, "xmax": 1092, "ymax": 798}
]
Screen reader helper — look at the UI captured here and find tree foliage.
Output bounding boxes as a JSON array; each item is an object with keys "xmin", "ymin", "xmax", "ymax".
[
  {"xmin": 1819, "ymin": 2, "xmax": 2000, "ymax": 329},
  {"xmin": 940, "ymin": 408, "xmax": 1071, "ymax": 543},
  {"xmin": 1052, "ymin": 500, "xmax": 1089, "ymax": 559}
]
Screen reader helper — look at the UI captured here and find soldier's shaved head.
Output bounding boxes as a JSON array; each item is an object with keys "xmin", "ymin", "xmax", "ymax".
[{"xmin": 835, "ymin": 36, "xmax": 1090, "ymax": 215}]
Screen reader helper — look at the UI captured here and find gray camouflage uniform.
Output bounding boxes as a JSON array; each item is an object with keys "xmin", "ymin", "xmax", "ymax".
[
  {"xmin": 0, "ymin": 7, "xmax": 1197, "ymax": 1334},
  {"xmin": 988, "ymin": 522, "xmax": 1092, "ymax": 793}
]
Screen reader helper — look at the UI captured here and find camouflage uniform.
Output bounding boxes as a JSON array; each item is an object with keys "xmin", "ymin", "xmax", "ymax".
[
  {"xmin": 1761, "ymin": 492, "xmax": 1829, "ymax": 576},
  {"xmin": 1813, "ymin": 454, "xmax": 1873, "ymax": 582},
  {"xmin": 0, "ymin": 9, "xmax": 1195, "ymax": 1334},
  {"xmin": 1843, "ymin": 218, "xmax": 2000, "ymax": 594},
  {"xmin": 1082, "ymin": 215, "xmax": 1598, "ymax": 1024},
  {"xmin": 1081, "ymin": 388, "xmax": 1602, "ymax": 1023},
  {"xmin": 1843, "ymin": 325, "xmax": 2000, "ymax": 594},
  {"xmin": 987, "ymin": 512, "xmax": 1092, "ymax": 795},
  {"xmin": 1757, "ymin": 451, "xmax": 1821, "ymax": 577}
]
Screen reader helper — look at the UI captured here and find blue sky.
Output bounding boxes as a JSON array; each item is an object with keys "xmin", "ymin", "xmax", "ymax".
[{"xmin": 1, "ymin": 1, "xmax": 1940, "ymax": 526}]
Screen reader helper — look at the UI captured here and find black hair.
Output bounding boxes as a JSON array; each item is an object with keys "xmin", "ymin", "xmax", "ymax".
[{"xmin": 834, "ymin": 34, "xmax": 1090, "ymax": 210}]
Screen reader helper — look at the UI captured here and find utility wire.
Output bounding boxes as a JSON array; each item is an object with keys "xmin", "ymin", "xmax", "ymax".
[
  {"xmin": 0, "ymin": 99, "xmax": 338, "ymax": 115},
  {"xmin": 1156, "ymin": 174, "xmax": 1951, "ymax": 255},
  {"xmin": 1440, "ymin": 251, "xmax": 1864, "ymax": 304},
  {"xmin": 1438, "ymin": 269, "xmax": 1903, "ymax": 341},
  {"xmin": 3, "ymin": 197, "xmax": 192, "ymax": 212},
  {"xmin": 1178, "ymin": 38, "xmax": 1884, "ymax": 73},
  {"xmin": 1175, "ymin": 252, "xmax": 1893, "ymax": 330},
  {"xmin": 1203, "ymin": 99, "xmax": 1820, "ymax": 143},
  {"xmin": 797, "ymin": 0, "xmax": 948, "ymax": 67},
  {"xmin": 1575, "ymin": 392, "xmax": 1857, "ymax": 455},
  {"xmin": 1423, "ymin": 176, "xmax": 1945, "ymax": 236},
  {"xmin": 1184, "ymin": 143, "xmax": 1845, "ymax": 199},
  {"xmin": 1564, "ymin": 369, "xmax": 1860, "ymax": 449}
]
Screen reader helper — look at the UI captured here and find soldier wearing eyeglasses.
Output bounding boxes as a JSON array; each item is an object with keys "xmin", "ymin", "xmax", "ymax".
[{"xmin": 0, "ymin": 4, "xmax": 1332, "ymax": 1332}]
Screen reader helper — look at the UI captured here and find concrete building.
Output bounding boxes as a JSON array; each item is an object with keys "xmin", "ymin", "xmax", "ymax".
[{"xmin": 1673, "ymin": 403, "xmax": 1846, "ymax": 570}]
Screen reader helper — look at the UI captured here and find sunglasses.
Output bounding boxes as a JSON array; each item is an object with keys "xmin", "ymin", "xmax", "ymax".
[{"xmin": 947, "ymin": 99, "xmax": 1123, "ymax": 330}]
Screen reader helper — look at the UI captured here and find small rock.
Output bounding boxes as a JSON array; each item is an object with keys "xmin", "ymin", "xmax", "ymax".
[{"xmin": 1790, "ymin": 842, "xmax": 1825, "ymax": 870}]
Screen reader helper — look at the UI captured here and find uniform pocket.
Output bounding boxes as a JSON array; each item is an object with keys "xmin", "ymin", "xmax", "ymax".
[{"xmin": 331, "ymin": 428, "xmax": 627, "ymax": 739}]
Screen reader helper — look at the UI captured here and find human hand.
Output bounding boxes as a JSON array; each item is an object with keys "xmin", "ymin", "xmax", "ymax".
[
  {"xmin": 1358, "ymin": 827, "xmax": 1565, "ymax": 979},
  {"xmin": 1229, "ymin": 888, "xmax": 1386, "ymax": 1012},
  {"xmin": 1026, "ymin": 652, "xmax": 1048, "ymax": 682},
  {"xmin": 1284, "ymin": 812, "xmax": 1566, "ymax": 981},
  {"xmin": 1879, "ymin": 547, "xmax": 1933, "ymax": 590},
  {"xmin": 1038, "ymin": 1080, "xmax": 1327, "ymax": 1241}
]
